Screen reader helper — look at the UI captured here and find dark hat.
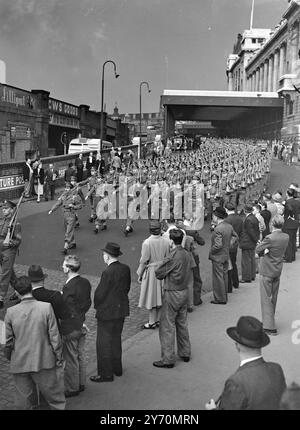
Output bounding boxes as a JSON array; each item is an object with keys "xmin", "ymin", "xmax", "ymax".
[
  {"xmin": 226, "ymin": 316, "xmax": 270, "ymax": 349},
  {"xmin": 101, "ymin": 242, "xmax": 122, "ymax": 257},
  {"xmin": 2, "ymin": 200, "xmax": 16, "ymax": 209},
  {"xmin": 28, "ymin": 265, "xmax": 48, "ymax": 282},
  {"xmin": 244, "ymin": 204, "xmax": 253, "ymax": 213},
  {"xmin": 149, "ymin": 220, "xmax": 161, "ymax": 234},
  {"xmin": 213, "ymin": 206, "xmax": 227, "ymax": 219}
]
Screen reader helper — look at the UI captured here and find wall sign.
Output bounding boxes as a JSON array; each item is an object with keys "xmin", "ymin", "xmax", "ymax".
[
  {"xmin": 49, "ymin": 98, "xmax": 79, "ymax": 117},
  {"xmin": 0, "ymin": 175, "xmax": 25, "ymax": 190},
  {"xmin": 0, "ymin": 84, "xmax": 36, "ymax": 110}
]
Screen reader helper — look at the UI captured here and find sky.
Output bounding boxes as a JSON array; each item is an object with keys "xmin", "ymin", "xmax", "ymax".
[{"xmin": 0, "ymin": 0, "xmax": 288, "ymax": 114}]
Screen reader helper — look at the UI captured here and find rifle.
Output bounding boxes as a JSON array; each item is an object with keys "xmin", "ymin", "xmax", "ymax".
[
  {"xmin": 58, "ymin": 179, "xmax": 89, "ymax": 201},
  {"xmin": 3, "ymin": 192, "xmax": 24, "ymax": 246}
]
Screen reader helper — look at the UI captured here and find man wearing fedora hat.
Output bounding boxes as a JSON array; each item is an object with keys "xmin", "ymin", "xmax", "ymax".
[
  {"xmin": 90, "ymin": 242, "xmax": 131, "ymax": 383},
  {"xmin": 205, "ymin": 316, "xmax": 286, "ymax": 410},
  {"xmin": 209, "ymin": 206, "xmax": 238, "ymax": 304},
  {"xmin": 30, "ymin": 265, "xmax": 69, "ymax": 330}
]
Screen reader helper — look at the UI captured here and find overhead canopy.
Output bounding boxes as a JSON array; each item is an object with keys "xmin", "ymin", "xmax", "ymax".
[{"xmin": 161, "ymin": 90, "xmax": 283, "ymax": 122}]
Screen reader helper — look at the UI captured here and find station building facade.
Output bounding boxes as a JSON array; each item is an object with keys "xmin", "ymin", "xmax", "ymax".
[{"xmin": 226, "ymin": 0, "xmax": 300, "ymax": 141}]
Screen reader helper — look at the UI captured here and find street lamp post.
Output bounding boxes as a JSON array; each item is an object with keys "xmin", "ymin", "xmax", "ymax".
[
  {"xmin": 100, "ymin": 60, "xmax": 119, "ymax": 154},
  {"xmin": 139, "ymin": 81, "xmax": 151, "ymax": 159}
]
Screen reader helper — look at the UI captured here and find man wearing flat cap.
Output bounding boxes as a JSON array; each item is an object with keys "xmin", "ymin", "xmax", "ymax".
[
  {"xmin": 0, "ymin": 200, "xmax": 22, "ymax": 308},
  {"xmin": 205, "ymin": 316, "xmax": 286, "ymax": 410},
  {"xmin": 209, "ymin": 206, "xmax": 238, "ymax": 304},
  {"xmin": 90, "ymin": 243, "xmax": 131, "ymax": 383}
]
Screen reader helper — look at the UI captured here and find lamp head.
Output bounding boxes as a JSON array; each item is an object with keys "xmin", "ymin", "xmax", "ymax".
[
  {"xmin": 148, "ymin": 89, "xmax": 151, "ymax": 93},
  {"xmin": 115, "ymin": 73, "xmax": 120, "ymax": 79}
]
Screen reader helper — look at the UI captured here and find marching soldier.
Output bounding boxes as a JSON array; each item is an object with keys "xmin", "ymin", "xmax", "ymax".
[
  {"xmin": 0, "ymin": 200, "xmax": 22, "ymax": 308},
  {"xmin": 48, "ymin": 182, "xmax": 82, "ymax": 254},
  {"xmin": 70, "ymin": 175, "xmax": 86, "ymax": 228},
  {"xmin": 86, "ymin": 167, "xmax": 98, "ymax": 222}
]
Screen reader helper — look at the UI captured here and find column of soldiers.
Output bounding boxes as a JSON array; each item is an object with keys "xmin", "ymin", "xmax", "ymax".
[
  {"xmin": 45, "ymin": 138, "xmax": 272, "ymax": 252},
  {"xmin": 0, "ymin": 138, "xmax": 272, "ymax": 304}
]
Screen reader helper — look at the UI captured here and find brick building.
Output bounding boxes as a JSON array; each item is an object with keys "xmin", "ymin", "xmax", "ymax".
[{"xmin": 0, "ymin": 84, "xmax": 130, "ymax": 163}]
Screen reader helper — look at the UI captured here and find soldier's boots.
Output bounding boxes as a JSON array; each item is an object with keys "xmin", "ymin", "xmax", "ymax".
[
  {"xmin": 100, "ymin": 224, "xmax": 107, "ymax": 231},
  {"xmin": 124, "ymin": 226, "xmax": 133, "ymax": 237},
  {"xmin": 68, "ymin": 243, "xmax": 76, "ymax": 250},
  {"xmin": 94, "ymin": 226, "xmax": 99, "ymax": 234}
]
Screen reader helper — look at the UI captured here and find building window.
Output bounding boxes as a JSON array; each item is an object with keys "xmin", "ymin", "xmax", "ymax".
[
  {"xmin": 286, "ymin": 94, "xmax": 294, "ymax": 115},
  {"xmin": 257, "ymin": 38, "xmax": 264, "ymax": 43},
  {"xmin": 251, "ymin": 38, "xmax": 256, "ymax": 43},
  {"xmin": 10, "ymin": 141, "xmax": 15, "ymax": 159}
]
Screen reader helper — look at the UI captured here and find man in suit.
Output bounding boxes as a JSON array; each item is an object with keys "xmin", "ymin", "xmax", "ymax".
[
  {"xmin": 23, "ymin": 157, "xmax": 33, "ymax": 198},
  {"xmin": 224, "ymin": 202, "xmax": 243, "ymax": 292},
  {"xmin": 256, "ymin": 215, "xmax": 289, "ymax": 335},
  {"xmin": 239, "ymin": 203, "xmax": 260, "ymax": 283},
  {"xmin": 29, "ymin": 265, "xmax": 69, "ymax": 331},
  {"xmin": 153, "ymin": 229, "xmax": 192, "ymax": 368},
  {"xmin": 75, "ymin": 153, "xmax": 84, "ymax": 182},
  {"xmin": 90, "ymin": 243, "xmax": 131, "ymax": 382},
  {"xmin": 45, "ymin": 163, "xmax": 59, "ymax": 201},
  {"xmin": 205, "ymin": 315, "xmax": 286, "ymax": 410},
  {"xmin": 95, "ymin": 152, "xmax": 105, "ymax": 176},
  {"xmin": 61, "ymin": 255, "xmax": 92, "ymax": 397},
  {"xmin": 4, "ymin": 276, "xmax": 65, "ymax": 410},
  {"xmin": 209, "ymin": 207, "xmax": 238, "ymax": 304},
  {"xmin": 64, "ymin": 162, "xmax": 76, "ymax": 183},
  {"xmin": 86, "ymin": 152, "xmax": 96, "ymax": 177}
]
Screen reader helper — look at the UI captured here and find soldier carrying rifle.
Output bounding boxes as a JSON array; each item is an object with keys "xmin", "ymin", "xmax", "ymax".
[
  {"xmin": 48, "ymin": 181, "xmax": 83, "ymax": 255},
  {"xmin": 0, "ymin": 195, "xmax": 23, "ymax": 309}
]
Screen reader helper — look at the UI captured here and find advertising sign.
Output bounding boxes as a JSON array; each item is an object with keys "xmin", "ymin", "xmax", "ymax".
[{"xmin": 0, "ymin": 175, "xmax": 25, "ymax": 190}]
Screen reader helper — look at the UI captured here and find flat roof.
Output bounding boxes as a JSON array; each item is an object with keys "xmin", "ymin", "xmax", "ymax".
[
  {"xmin": 161, "ymin": 90, "xmax": 283, "ymax": 122},
  {"xmin": 163, "ymin": 90, "xmax": 279, "ymax": 98}
]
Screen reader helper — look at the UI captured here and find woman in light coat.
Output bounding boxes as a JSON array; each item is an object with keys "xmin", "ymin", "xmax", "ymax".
[{"xmin": 137, "ymin": 220, "xmax": 170, "ymax": 329}]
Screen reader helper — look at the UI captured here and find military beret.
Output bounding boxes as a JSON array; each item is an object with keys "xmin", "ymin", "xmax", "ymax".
[{"xmin": 2, "ymin": 200, "xmax": 16, "ymax": 209}]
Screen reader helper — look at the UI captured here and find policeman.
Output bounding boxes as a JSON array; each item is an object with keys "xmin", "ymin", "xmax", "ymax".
[
  {"xmin": 0, "ymin": 200, "xmax": 21, "ymax": 308},
  {"xmin": 48, "ymin": 182, "xmax": 82, "ymax": 254}
]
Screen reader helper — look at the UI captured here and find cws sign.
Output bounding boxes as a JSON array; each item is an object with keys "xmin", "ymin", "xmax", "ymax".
[
  {"xmin": 48, "ymin": 98, "xmax": 80, "ymax": 129},
  {"xmin": 48, "ymin": 98, "xmax": 79, "ymax": 117},
  {"xmin": 0, "ymin": 175, "xmax": 24, "ymax": 190}
]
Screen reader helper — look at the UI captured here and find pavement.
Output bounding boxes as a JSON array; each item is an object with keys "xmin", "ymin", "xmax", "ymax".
[
  {"xmin": 66, "ymin": 256, "xmax": 300, "ymax": 410},
  {"xmin": 0, "ymin": 157, "xmax": 299, "ymax": 410}
]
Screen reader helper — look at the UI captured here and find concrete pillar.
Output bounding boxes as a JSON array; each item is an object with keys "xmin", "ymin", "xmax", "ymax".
[
  {"xmin": 268, "ymin": 56, "xmax": 273, "ymax": 91},
  {"xmin": 273, "ymin": 49, "xmax": 279, "ymax": 91},
  {"xmin": 264, "ymin": 61, "xmax": 268, "ymax": 92},
  {"xmin": 227, "ymin": 71, "xmax": 233, "ymax": 91},
  {"xmin": 253, "ymin": 72, "xmax": 256, "ymax": 91},
  {"xmin": 291, "ymin": 21, "xmax": 299, "ymax": 74},
  {"xmin": 279, "ymin": 44, "xmax": 285, "ymax": 78},
  {"xmin": 256, "ymin": 68, "xmax": 260, "ymax": 91},
  {"xmin": 259, "ymin": 64, "xmax": 264, "ymax": 91}
]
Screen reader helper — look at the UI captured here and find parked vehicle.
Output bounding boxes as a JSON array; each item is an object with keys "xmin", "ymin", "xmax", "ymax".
[{"xmin": 68, "ymin": 138, "xmax": 112, "ymax": 154}]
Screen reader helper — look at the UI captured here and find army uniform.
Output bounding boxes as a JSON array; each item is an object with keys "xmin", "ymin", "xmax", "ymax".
[
  {"xmin": 86, "ymin": 172, "xmax": 98, "ymax": 222},
  {"xmin": 94, "ymin": 180, "xmax": 110, "ymax": 233},
  {"xmin": 50, "ymin": 190, "xmax": 82, "ymax": 253},
  {"xmin": 0, "ymin": 201, "xmax": 21, "ymax": 306},
  {"xmin": 70, "ymin": 177, "xmax": 85, "ymax": 228}
]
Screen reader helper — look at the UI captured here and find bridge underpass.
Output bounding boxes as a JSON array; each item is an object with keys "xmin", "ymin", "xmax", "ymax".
[{"xmin": 160, "ymin": 90, "xmax": 284, "ymax": 139}]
